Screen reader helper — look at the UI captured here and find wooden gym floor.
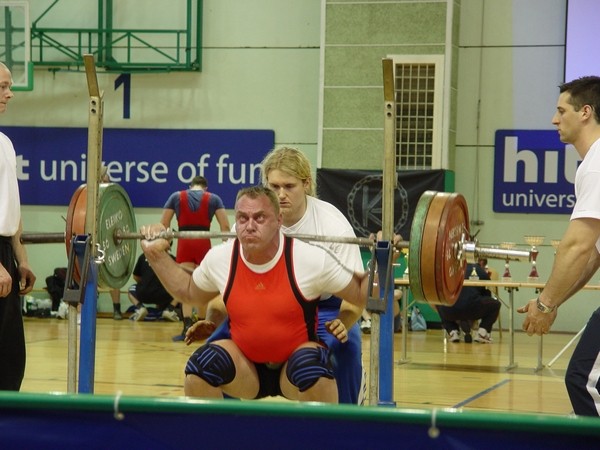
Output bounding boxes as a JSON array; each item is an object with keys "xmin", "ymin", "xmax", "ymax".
[{"xmin": 21, "ymin": 317, "xmax": 575, "ymax": 416}]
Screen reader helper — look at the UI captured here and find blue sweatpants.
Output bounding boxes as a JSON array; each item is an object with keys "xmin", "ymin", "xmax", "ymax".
[{"xmin": 316, "ymin": 305, "xmax": 363, "ymax": 404}]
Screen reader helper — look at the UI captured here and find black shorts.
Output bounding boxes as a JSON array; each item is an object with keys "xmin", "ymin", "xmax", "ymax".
[
  {"xmin": 128, "ymin": 284, "xmax": 171, "ymax": 310},
  {"xmin": 254, "ymin": 363, "xmax": 284, "ymax": 399}
]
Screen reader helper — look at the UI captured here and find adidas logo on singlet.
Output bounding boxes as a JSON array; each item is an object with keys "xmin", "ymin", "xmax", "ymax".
[{"xmin": 255, "ymin": 282, "xmax": 266, "ymax": 290}]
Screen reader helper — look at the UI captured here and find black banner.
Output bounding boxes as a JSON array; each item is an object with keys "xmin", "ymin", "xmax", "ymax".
[{"xmin": 316, "ymin": 169, "xmax": 446, "ymax": 239}]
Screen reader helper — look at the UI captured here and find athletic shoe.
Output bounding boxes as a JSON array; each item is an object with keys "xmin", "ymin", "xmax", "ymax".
[
  {"xmin": 161, "ymin": 309, "xmax": 180, "ymax": 322},
  {"xmin": 57, "ymin": 301, "xmax": 69, "ymax": 320},
  {"xmin": 360, "ymin": 319, "xmax": 372, "ymax": 334},
  {"xmin": 464, "ymin": 332, "xmax": 473, "ymax": 343},
  {"xmin": 474, "ymin": 328, "xmax": 493, "ymax": 343},
  {"xmin": 113, "ymin": 310, "xmax": 123, "ymax": 320},
  {"xmin": 448, "ymin": 329, "xmax": 460, "ymax": 342},
  {"xmin": 130, "ymin": 306, "xmax": 148, "ymax": 322}
]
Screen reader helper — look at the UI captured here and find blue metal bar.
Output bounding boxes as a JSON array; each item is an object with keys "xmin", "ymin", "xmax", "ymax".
[
  {"xmin": 72, "ymin": 240, "xmax": 98, "ymax": 394},
  {"xmin": 376, "ymin": 241, "xmax": 396, "ymax": 406}
]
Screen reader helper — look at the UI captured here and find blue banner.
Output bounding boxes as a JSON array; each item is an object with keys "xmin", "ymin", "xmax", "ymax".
[
  {"xmin": 493, "ymin": 130, "xmax": 580, "ymax": 214},
  {"xmin": 7, "ymin": 127, "xmax": 274, "ymax": 208}
]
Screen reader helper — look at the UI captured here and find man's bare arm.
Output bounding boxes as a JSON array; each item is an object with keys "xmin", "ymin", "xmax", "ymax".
[
  {"xmin": 160, "ymin": 209, "xmax": 175, "ymax": 230},
  {"xmin": 540, "ymin": 218, "xmax": 600, "ymax": 308},
  {"xmin": 519, "ymin": 217, "xmax": 600, "ymax": 336},
  {"xmin": 140, "ymin": 226, "xmax": 217, "ymax": 306}
]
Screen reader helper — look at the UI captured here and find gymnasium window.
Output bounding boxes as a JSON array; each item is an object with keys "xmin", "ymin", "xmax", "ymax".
[{"xmin": 389, "ymin": 56, "xmax": 445, "ymax": 170}]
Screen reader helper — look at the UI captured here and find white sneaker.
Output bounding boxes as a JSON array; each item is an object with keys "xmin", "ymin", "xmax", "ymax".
[
  {"xmin": 474, "ymin": 328, "xmax": 493, "ymax": 343},
  {"xmin": 161, "ymin": 309, "xmax": 180, "ymax": 322},
  {"xmin": 57, "ymin": 301, "xmax": 69, "ymax": 320},
  {"xmin": 130, "ymin": 306, "xmax": 148, "ymax": 322},
  {"xmin": 448, "ymin": 329, "xmax": 461, "ymax": 342}
]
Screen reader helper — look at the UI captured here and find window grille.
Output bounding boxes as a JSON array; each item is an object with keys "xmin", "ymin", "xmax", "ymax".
[{"xmin": 391, "ymin": 56, "xmax": 444, "ymax": 169}]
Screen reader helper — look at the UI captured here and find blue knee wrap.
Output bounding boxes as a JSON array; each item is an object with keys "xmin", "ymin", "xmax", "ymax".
[
  {"xmin": 286, "ymin": 346, "xmax": 334, "ymax": 392},
  {"xmin": 185, "ymin": 343, "xmax": 236, "ymax": 387}
]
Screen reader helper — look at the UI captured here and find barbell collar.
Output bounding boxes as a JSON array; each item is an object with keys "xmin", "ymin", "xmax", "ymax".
[{"xmin": 462, "ymin": 240, "xmax": 531, "ymax": 264}]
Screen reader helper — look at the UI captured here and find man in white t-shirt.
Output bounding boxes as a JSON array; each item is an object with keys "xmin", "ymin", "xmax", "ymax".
[
  {"xmin": 518, "ymin": 76, "xmax": 600, "ymax": 416},
  {"xmin": 0, "ymin": 62, "xmax": 36, "ymax": 390}
]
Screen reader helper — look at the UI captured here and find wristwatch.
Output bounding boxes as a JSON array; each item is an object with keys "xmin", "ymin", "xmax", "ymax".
[{"xmin": 536, "ymin": 297, "xmax": 556, "ymax": 314}]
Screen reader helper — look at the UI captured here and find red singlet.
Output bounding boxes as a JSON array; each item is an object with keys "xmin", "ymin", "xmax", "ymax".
[
  {"xmin": 176, "ymin": 189, "xmax": 211, "ymax": 265},
  {"xmin": 223, "ymin": 237, "xmax": 319, "ymax": 363}
]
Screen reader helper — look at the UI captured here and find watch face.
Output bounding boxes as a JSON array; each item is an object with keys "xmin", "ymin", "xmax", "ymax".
[{"xmin": 537, "ymin": 298, "xmax": 553, "ymax": 313}]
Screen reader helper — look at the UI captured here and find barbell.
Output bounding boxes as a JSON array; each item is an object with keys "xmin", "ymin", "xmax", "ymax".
[{"xmin": 21, "ymin": 184, "xmax": 531, "ymax": 305}]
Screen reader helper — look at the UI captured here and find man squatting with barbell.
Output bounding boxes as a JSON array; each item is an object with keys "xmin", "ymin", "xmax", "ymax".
[
  {"xmin": 186, "ymin": 146, "xmax": 369, "ymax": 405},
  {"xmin": 140, "ymin": 185, "xmax": 369, "ymax": 402}
]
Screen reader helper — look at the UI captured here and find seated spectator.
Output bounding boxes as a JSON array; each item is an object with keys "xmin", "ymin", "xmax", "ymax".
[
  {"xmin": 127, "ymin": 253, "xmax": 181, "ymax": 322},
  {"xmin": 436, "ymin": 263, "xmax": 501, "ymax": 343}
]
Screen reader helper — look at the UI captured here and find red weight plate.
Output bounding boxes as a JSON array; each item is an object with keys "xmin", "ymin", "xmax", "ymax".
[
  {"xmin": 434, "ymin": 192, "xmax": 469, "ymax": 305},
  {"xmin": 65, "ymin": 184, "xmax": 87, "ymax": 284},
  {"xmin": 419, "ymin": 194, "xmax": 448, "ymax": 304}
]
